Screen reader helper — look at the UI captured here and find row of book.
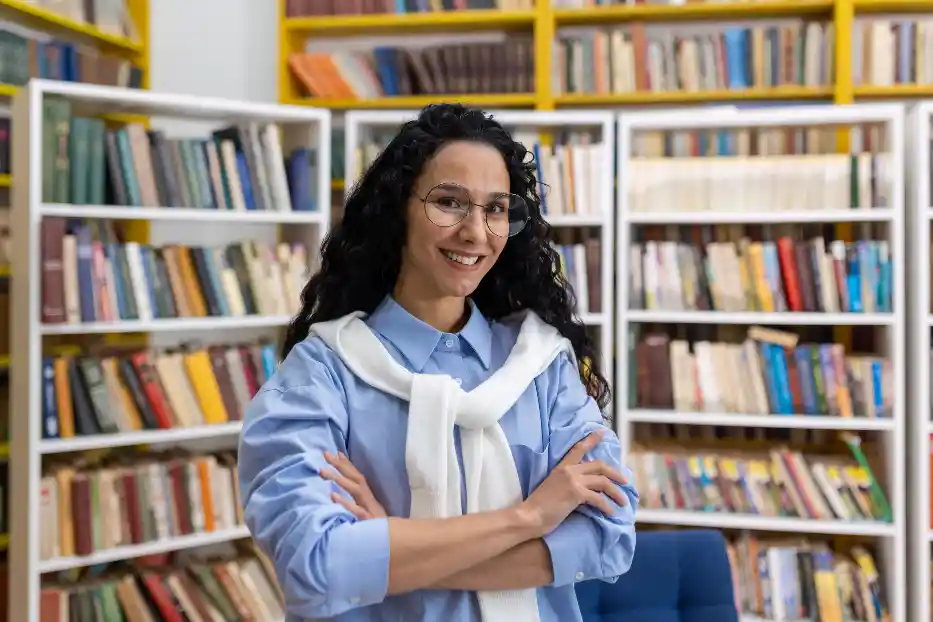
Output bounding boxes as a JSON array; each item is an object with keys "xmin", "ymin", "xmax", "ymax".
[
  {"xmin": 631, "ymin": 420, "xmax": 838, "ymax": 449},
  {"xmin": 44, "ymin": 100, "xmax": 319, "ymax": 212},
  {"xmin": 629, "ymin": 441, "xmax": 893, "ymax": 522},
  {"xmin": 553, "ymin": 0, "xmax": 799, "ymax": 6},
  {"xmin": 40, "ymin": 341, "xmax": 276, "ymax": 440},
  {"xmin": 40, "ymin": 220, "xmax": 309, "ymax": 325},
  {"xmin": 285, "ymin": 0, "xmax": 532, "ymax": 14},
  {"xmin": 853, "ymin": 19, "xmax": 933, "ymax": 88},
  {"xmin": 633, "ymin": 328, "xmax": 891, "ymax": 418},
  {"xmin": 36, "ymin": 0, "xmax": 136, "ymax": 39},
  {"xmin": 40, "ymin": 452, "xmax": 242, "ymax": 560},
  {"xmin": 41, "ymin": 551, "xmax": 286, "ymax": 621},
  {"xmin": 727, "ymin": 533, "xmax": 889, "ymax": 622},
  {"xmin": 511, "ymin": 130, "xmax": 605, "ymax": 218},
  {"xmin": 555, "ymin": 22, "xmax": 833, "ymax": 96},
  {"xmin": 553, "ymin": 237, "xmax": 601, "ymax": 316},
  {"xmin": 626, "ymin": 152, "xmax": 892, "ymax": 213},
  {"xmin": 0, "ymin": 29, "xmax": 143, "ymax": 93},
  {"xmin": 288, "ymin": 36, "xmax": 534, "ymax": 99},
  {"xmin": 629, "ymin": 234, "xmax": 893, "ymax": 315},
  {"xmin": 630, "ymin": 123, "xmax": 883, "ymax": 160}
]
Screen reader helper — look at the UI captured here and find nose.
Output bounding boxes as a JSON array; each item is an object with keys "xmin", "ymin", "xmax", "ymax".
[{"xmin": 458, "ymin": 206, "xmax": 488, "ymax": 243}]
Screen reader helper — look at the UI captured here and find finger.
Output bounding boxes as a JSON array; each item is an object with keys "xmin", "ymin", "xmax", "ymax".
[
  {"xmin": 324, "ymin": 452, "xmax": 356, "ymax": 479},
  {"xmin": 332, "ymin": 451, "xmax": 366, "ymax": 484},
  {"xmin": 581, "ymin": 474, "xmax": 628, "ymax": 507},
  {"xmin": 331, "ymin": 492, "xmax": 371, "ymax": 520},
  {"xmin": 578, "ymin": 460, "xmax": 627, "ymax": 485},
  {"xmin": 321, "ymin": 469, "xmax": 364, "ymax": 498},
  {"xmin": 583, "ymin": 490, "xmax": 616, "ymax": 515},
  {"xmin": 559, "ymin": 430, "xmax": 604, "ymax": 466}
]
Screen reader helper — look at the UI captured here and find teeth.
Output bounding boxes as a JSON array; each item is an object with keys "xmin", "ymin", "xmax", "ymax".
[{"xmin": 442, "ymin": 250, "xmax": 479, "ymax": 266}]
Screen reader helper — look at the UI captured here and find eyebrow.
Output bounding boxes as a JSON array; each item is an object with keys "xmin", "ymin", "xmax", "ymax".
[{"xmin": 429, "ymin": 182, "xmax": 511, "ymax": 199}]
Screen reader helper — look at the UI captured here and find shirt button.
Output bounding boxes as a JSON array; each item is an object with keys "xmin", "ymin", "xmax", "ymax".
[
  {"xmin": 575, "ymin": 572, "xmax": 585, "ymax": 581},
  {"xmin": 445, "ymin": 338, "xmax": 454, "ymax": 347},
  {"xmin": 455, "ymin": 378, "xmax": 463, "ymax": 385}
]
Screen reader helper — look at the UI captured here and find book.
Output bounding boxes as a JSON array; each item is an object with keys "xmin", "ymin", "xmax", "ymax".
[
  {"xmin": 0, "ymin": 29, "xmax": 142, "ymax": 90},
  {"xmin": 39, "ymin": 451, "xmax": 243, "ymax": 561},
  {"xmin": 510, "ymin": 129, "xmax": 607, "ymax": 218},
  {"xmin": 552, "ymin": 234, "xmax": 602, "ymax": 315},
  {"xmin": 631, "ymin": 327, "xmax": 892, "ymax": 418},
  {"xmin": 629, "ymin": 227, "xmax": 893, "ymax": 314},
  {"xmin": 39, "ymin": 341, "xmax": 276, "ymax": 440},
  {"xmin": 726, "ymin": 532, "xmax": 891, "ymax": 621},
  {"xmin": 555, "ymin": 20, "xmax": 833, "ymax": 96},
  {"xmin": 852, "ymin": 18, "xmax": 933, "ymax": 88},
  {"xmin": 287, "ymin": 35, "xmax": 534, "ymax": 100},
  {"xmin": 628, "ymin": 440, "xmax": 892, "ymax": 523},
  {"xmin": 39, "ymin": 550, "xmax": 286, "ymax": 620},
  {"xmin": 39, "ymin": 219, "xmax": 309, "ymax": 325},
  {"xmin": 42, "ymin": 100, "xmax": 319, "ymax": 212},
  {"xmin": 285, "ymin": 0, "xmax": 534, "ymax": 16}
]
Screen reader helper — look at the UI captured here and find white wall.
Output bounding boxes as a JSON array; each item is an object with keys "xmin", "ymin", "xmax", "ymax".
[
  {"xmin": 149, "ymin": 0, "xmax": 277, "ymax": 104},
  {"xmin": 146, "ymin": 0, "xmax": 281, "ymax": 348}
]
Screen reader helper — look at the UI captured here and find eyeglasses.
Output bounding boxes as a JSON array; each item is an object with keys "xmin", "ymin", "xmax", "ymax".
[{"xmin": 418, "ymin": 182, "xmax": 530, "ymax": 238}]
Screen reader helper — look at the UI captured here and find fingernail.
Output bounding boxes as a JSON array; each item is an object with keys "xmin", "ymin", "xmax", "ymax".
[
  {"xmin": 338, "ymin": 451, "xmax": 346, "ymax": 459},
  {"xmin": 324, "ymin": 451, "xmax": 333, "ymax": 460}
]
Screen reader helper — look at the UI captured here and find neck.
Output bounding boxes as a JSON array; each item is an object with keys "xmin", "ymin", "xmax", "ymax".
[{"xmin": 393, "ymin": 288, "xmax": 469, "ymax": 334}]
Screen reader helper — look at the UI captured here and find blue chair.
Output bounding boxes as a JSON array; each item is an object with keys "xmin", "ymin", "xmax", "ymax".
[{"xmin": 576, "ymin": 529, "xmax": 739, "ymax": 622}]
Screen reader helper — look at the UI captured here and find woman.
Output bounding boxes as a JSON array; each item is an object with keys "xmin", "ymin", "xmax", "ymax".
[{"xmin": 238, "ymin": 104, "xmax": 638, "ymax": 622}]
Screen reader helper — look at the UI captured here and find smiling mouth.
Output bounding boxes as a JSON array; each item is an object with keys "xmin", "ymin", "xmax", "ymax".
[{"xmin": 440, "ymin": 249, "xmax": 484, "ymax": 267}]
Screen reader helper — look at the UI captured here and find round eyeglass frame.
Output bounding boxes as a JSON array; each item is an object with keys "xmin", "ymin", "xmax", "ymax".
[{"xmin": 417, "ymin": 182, "xmax": 530, "ymax": 238}]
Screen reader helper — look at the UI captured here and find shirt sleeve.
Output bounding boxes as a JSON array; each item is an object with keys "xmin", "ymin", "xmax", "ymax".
[
  {"xmin": 541, "ymin": 353, "xmax": 639, "ymax": 587},
  {"xmin": 237, "ymin": 350, "xmax": 391, "ymax": 619}
]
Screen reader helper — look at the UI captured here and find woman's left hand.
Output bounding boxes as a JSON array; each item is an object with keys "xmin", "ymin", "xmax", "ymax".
[{"xmin": 321, "ymin": 450, "xmax": 388, "ymax": 520}]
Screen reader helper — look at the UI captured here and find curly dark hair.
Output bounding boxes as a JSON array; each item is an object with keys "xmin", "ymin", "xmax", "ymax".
[{"xmin": 282, "ymin": 103, "xmax": 611, "ymax": 411}]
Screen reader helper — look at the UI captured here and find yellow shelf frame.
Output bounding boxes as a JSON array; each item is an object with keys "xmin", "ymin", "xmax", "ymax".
[
  {"xmin": 0, "ymin": 0, "xmax": 143, "ymax": 54},
  {"xmin": 278, "ymin": 0, "xmax": 933, "ymax": 112}
]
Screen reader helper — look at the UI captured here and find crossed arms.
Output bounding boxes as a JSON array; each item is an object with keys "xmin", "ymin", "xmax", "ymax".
[{"xmin": 237, "ymin": 356, "xmax": 638, "ymax": 619}]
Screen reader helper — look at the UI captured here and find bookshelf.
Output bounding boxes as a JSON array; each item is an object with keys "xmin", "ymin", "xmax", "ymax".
[
  {"xmin": 906, "ymin": 101, "xmax": 933, "ymax": 622},
  {"xmin": 344, "ymin": 109, "xmax": 614, "ymax": 381},
  {"xmin": 277, "ymin": 0, "xmax": 933, "ymax": 111},
  {"xmin": 616, "ymin": 104, "xmax": 905, "ymax": 621},
  {"xmin": 9, "ymin": 79, "xmax": 330, "ymax": 622}
]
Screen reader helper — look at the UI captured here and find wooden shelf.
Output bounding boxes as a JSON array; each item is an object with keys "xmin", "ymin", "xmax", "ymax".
[
  {"xmin": 555, "ymin": 86, "xmax": 834, "ymax": 106},
  {"xmin": 554, "ymin": 0, "xmax": 833, "ymax": 24},
  {"xmin": 855, "ymin": 84, "xmax": 933, "ymax": 98},
  {"xmin": 284, "ymin": 9, "xmax": 535, "ymax": 34},
  {"xmin": 853, "ymin": 0, "xmax": 933, "ymax": 12},
  {"xmin": 0, "ymin": 0, "xmax": 142, "ymax": 54},
  {"xmin": 284, "ymin": 93, "xmax": 538, "ymax": 109}
]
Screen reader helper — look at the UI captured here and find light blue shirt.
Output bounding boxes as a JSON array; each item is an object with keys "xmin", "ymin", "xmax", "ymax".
[{"xmin": 238, "ymin": 296, "xmax": 638, "ymax": 621}]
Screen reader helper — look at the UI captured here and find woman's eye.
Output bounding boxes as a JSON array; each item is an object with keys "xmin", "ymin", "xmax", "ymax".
[{"xmin": 436, "ymin": 197, "xmax": 462, "ymax": 209}]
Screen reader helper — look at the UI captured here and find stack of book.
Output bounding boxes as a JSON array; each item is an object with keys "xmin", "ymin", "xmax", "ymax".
[
  {"xmin": 727, "ymin": 532, "xmax": 890, "ymax": 620},
  {"xmin": 42, "ymin": 104, "xmax": 319, "ymax": 212},
  {"xmin": 40, "ymin": 451, "xmax": 243, "ymax": 561},
  {"xmin": 40, "ymin": 220, "xmax": 309, "ymax": 325},
  {"xmin": 40, "ymin": 549, "xmax": 285, "ymax": 619},
  {"xmin": 40, "ymin": 341, "xmax": 276, "ymax": 440},
  {"xmin": 629, "ymin": 435, "xmax": 892, "ymax": 524}
]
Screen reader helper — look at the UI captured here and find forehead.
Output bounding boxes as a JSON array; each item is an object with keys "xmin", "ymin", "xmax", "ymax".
[{"xmin": 419, "ymin": 141, "xmax": 509, "ymax": 192}]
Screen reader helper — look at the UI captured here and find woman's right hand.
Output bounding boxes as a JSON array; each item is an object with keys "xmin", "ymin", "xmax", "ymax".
[{"xmin": 520, "ymin": 430, "xmax": 629, "ymax": 536}]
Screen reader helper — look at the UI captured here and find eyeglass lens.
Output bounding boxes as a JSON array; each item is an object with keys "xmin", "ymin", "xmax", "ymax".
[{"xmin": 423, "ymin": 183, "xmax": 529, "ymax": 237}]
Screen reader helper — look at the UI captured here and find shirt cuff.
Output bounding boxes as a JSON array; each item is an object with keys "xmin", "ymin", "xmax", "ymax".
[
  {"xmin": 325, "ymin": 517, "xmax": 391, "ymax": 608},
  {"xmin": 543, "ymin": 512, "xmax": 602, "ymax": 587}
]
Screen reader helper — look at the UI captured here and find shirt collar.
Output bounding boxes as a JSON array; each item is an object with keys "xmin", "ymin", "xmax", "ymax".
[{"xmin": 366, "ymin": 296, "xmax": 493, "ymax": 372}]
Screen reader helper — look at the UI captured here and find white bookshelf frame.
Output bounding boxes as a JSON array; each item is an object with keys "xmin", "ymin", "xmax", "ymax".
[
  {"xmin": 9, "ymin": 80, "xmax": 331, "ymax": 622},
  {"xmin": 906, "ymin": 101, "xmax": 933, "ymax": 622},
  {"xmin": 615, "ymin": 104, "xmax": 906, "ymax": 622},
  {"xmin": 344, "ymin": 109, "xmax": 616, "ymax": 379}
]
